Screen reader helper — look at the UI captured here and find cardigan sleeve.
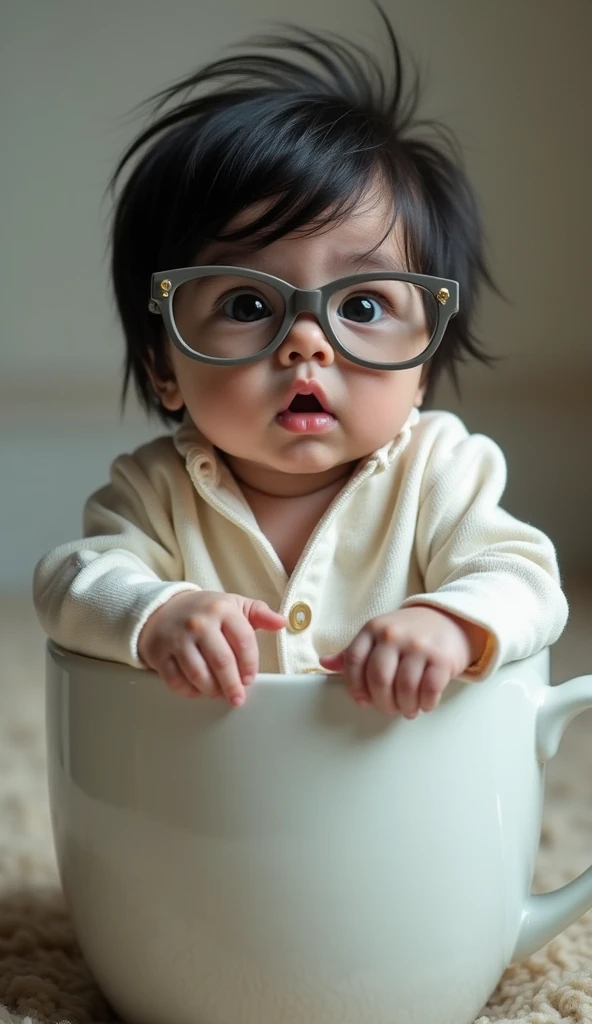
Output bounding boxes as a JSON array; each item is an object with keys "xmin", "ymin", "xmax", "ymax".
[
  {"xmin": 401, "ymin": 420, "xmax": 568, "ymax": 678},
  {"xmin": 33, "ymin": 448, "xmax": 201, "ymax": 667}
]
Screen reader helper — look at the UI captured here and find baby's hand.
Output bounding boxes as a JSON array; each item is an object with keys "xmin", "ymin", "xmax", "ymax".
[
  {"xmin": 138, "ymin": 591, "xmax": 286, "ymax": 706},
  {"xmin": 319, "ymin": 606, "xmax": 487, "ymax": 718}
]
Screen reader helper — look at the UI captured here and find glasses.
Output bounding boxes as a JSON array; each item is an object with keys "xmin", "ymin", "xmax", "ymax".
[{"xmin": 148, "ymin": 266, "xmax": 459, "ymax": 370}]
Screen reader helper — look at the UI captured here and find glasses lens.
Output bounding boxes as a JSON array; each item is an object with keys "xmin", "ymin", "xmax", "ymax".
[
  {"xmin": 172, "ymin": 274, "xmax": 285, "ymax": 358},
  {"xmin": 328, "ymin": 280, "xmax": 438, "ymax": 364}
]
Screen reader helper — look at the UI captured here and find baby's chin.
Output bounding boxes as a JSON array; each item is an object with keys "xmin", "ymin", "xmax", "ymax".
[{"xmin": 223, "ymin": 445, "xmax": 361, "ymax": 494}]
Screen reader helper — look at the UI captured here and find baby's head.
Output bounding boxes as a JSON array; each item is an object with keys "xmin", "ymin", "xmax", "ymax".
[{"xmin": 110, "ymin": 9, "xmax": 493, "ymax": 493}]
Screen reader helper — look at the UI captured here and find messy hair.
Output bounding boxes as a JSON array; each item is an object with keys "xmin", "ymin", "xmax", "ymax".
[{"xmin": 110, "ymin": 5, "xmax": 495, "ymax": 424}]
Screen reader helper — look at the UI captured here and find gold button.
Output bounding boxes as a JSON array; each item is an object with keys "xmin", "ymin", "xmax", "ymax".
[{"xmin": 288, "ymin": 601, "xmax": 312, "ymax": 632}]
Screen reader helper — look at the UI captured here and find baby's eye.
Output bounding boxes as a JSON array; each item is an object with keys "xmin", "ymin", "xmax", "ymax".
[
  {"xmin": 337, "ymin": 295, "xmax": 384, "ymax": 324},
  {"xmin": 222, "ymin": 291, "xmax": 272, "ymax": 323}
]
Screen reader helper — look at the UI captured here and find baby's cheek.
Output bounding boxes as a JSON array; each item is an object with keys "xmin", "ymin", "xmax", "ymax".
[
  {"xmin": 347, "ymin": 376, "xmax": 420, "ymax": 450},
  {"xmin": 182, "ymin": 380, "xmax": 248, "ymax": 444}
]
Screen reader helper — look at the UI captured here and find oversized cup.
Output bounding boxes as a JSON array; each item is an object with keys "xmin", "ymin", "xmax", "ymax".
[{"xmin": 46, "ymin": 642, "xmax": 592, "ymax": 1024}]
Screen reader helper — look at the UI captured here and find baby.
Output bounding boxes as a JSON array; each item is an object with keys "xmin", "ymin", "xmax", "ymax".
[{"xmin": 33, "ymin": 11, "xmax": 568, "ymax": 719}]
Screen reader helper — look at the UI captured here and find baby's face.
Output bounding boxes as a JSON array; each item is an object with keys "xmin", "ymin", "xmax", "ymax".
[{"xmin": 155, "ymin": 190, "xmax": 426, "ymax": 496}]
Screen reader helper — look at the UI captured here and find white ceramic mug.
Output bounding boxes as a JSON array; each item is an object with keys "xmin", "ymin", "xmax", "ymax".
[{"xmin": 46, "ymin": 642, "xmax": 592, "ymax": 1024}]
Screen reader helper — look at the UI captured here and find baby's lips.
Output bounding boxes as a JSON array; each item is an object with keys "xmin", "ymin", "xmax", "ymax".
[{"xmin": 278, "ymin": 378, "xmax": 333, "ymax": 414}]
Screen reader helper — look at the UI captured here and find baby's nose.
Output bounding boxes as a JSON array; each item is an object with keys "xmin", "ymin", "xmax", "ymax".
[{"xmin": 277, "ymin": 314, "xmax": 335, "ymax": 365}]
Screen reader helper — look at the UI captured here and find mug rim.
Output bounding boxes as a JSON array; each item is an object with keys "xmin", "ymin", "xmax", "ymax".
[
  {"xmin": 46, "ymin": 640, "xmax": 551, "ymax": 688},
  {"xmin": 46, "ymin": 639, "xmax": 340, "ymax": 686}
]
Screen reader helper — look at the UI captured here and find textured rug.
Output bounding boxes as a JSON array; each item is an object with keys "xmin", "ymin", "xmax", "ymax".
[{"xmin": 1, "ymin": 591, "xmax": 591, "ymax": 1024}]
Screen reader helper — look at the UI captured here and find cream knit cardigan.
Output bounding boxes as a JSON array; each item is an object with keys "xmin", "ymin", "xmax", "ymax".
[{"xmin": 33, "ymin": 409, "xmax": 568, "ymax": 678}]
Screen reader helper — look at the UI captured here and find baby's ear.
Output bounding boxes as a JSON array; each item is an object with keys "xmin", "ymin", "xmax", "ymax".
[{"xmin": 145, "ymin": 355, "xmax": 184, "ymax": 412}]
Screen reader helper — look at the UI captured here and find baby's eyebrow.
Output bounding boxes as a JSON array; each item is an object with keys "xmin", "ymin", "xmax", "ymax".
[
  {"xmin": 337, "ymin": 250, "xmax": 405, "ymax": 274},
  {"xmin": 195, "ymin": 247, "xmax": 405, "ymax": 275}
]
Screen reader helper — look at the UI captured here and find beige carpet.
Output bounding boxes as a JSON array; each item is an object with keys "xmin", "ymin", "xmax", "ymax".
[{"xmin": 1, "ymin": 586, "xmax": 591, "ymax": 1024}]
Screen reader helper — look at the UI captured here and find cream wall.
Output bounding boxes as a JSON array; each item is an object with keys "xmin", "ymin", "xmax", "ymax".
[{"xmin": 1, "ymin": 0, "xmax": 591, "ymax": 591}]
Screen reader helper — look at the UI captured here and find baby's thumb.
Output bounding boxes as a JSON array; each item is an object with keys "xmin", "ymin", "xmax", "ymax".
[
  {"xmin": 246, "ymin": 600, "xmax": 287, "ymax": 632},
  {"xmin": 319, "ymin": 652, "xmax": 345, "ymax": 671}
]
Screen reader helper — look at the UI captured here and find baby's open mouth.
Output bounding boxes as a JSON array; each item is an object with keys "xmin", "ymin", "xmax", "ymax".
[
  {"xmin": 275, "ymin": 387, "xmax": 336, "ymax": 434},
  {"xmin": 288, "ymin": 394, "xmax": 325, "ymax": 413}
]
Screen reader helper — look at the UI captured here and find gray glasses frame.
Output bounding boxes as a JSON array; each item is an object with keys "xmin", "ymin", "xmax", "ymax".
[{"xmin": 149, "ymin": 266, "xmax": 460, "ymax": 370}]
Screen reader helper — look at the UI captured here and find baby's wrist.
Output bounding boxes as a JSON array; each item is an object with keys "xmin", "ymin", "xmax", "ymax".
[{"xmin": 433, "ymin": 609, "xmax": 489, "ymax": 667}]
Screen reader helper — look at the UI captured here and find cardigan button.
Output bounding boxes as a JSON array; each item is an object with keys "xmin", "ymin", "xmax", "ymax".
[{"xmin": 288, "ymin": 601, "xmax": 312, "ymax": 632}]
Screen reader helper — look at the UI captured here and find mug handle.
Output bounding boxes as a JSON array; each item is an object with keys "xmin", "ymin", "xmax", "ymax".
[{"xmin": 511, "ymin": 674, "xmax": 592, "ymax": 963}]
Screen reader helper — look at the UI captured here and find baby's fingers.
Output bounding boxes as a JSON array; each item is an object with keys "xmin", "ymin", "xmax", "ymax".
[
  {"xmin": 339, "ymin": 631, "xmax": 374, "ymax": 704},
  {"xmin": 222, "ymin": 615, "xmax": 260, "ymax": 689},
  {"xmin": 417, "ymin": 663, "xmax": 450, "ymax": 713},
  {"xmin": 161, "ymin": 655, "xmax": 203, "ymax": 699},
  {"xmin": 393, "ymin": 653, "xmax": 427, "ymax": 718},
  {"xmin": 174, "ymin": 646, "xmax": 222, "ymax": 699},
  {"xmin": 198, "ymin": 630, "xmax": 246, "ymax": 706},
  {"xmin": 365, "ymin": 643, "xmax": 400, "ymax": 716},
  {"xmin": 319, "ymin": 652, "xmax": 344, "ymax": 672},
  {"xmin": 244, "ymin": 599, "xmax": 286, "ymax": 633}
]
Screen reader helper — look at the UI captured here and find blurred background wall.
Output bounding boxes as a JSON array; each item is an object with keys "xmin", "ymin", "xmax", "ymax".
[{"xmin": 2, "ymin": 0, "xmax": 591, "ymax": 593}]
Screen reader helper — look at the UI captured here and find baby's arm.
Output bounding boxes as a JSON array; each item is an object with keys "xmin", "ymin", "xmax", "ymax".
[
  {"xmin": 400, "ymin": 422, "xmax": 568, "ymax": 677},
  {"xmin": 33, "ymin": 447, "xmax": 203, "ymax": 666},
  {"xmin": 321, "ymin": 417, "xmax": 568, "ymax": 716},
  {"xmin": 34, "ymin": 445, "xmax": 285, "ymax": 694}
]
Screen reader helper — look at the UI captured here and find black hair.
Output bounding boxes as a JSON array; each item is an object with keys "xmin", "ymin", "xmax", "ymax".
[{"xmin": 109, "ymin": 5, "xmax": 495, "ymax": 425}]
